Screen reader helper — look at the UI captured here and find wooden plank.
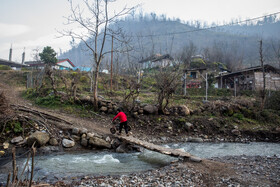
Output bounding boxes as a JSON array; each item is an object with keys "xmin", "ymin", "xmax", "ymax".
[{"xmin": 117, "ymin": 135, "xmax": 202, "ymax": 162}]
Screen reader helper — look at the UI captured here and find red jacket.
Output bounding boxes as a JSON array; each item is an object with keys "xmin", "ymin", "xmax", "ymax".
[{"xmin": 112, "ymin": 112, "xmax": 127, "ymax": 123}]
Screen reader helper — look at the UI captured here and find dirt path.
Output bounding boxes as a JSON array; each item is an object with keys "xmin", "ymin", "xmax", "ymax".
[{"xmin": 0, "ymin": 83, "xmax": 111, "ymax": 135}]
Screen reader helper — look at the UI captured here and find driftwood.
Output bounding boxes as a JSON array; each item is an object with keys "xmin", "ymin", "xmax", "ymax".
[{"xmin": 11, "ymin": 104, "xmax": 72, "ymax": 126}]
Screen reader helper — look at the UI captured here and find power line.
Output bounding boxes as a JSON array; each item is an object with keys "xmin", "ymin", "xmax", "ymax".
[{"xmin": 131, "ymin": 11, "xmax": 280, "ymax": 38}]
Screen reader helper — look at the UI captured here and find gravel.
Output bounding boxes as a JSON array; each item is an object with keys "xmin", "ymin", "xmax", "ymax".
[{"xmin": 58, "ymin": 155, "xmax": 280, "ymax": 187}]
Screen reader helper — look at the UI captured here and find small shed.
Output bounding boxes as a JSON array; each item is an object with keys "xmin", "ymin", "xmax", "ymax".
[{"xmin": 216, "ymin": 64, "xmax": 280, "ymax": 91}]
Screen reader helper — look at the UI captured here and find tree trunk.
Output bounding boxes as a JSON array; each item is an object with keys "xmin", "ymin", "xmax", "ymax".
[{"xmin": 93, "ymin": 64, "xmax": 100, "ymax": 111}]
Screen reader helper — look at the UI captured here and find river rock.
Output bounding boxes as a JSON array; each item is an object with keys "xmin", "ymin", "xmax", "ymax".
[
  {"xmin": 49, "ymin": 137, "xmax": 58, "ymax": 146},
  {"xmin": 184, "ymin": 122, "xmax": 194, "ymax": 131},
  {"xmin": 72, "ymin": 128, "xmax": 80, "ymax": 135},
  {"xmin": 88, "ymin": 137, "xmax": 111, "ymax": 149},
  {"xmin": 11, "ymin": 136, "xmax": 24, "ymax": 144},
  {"xmin": 178, "ymin": 105, "xmax": 190, "ymax": 116},
  {"xmin": 187, "ymin": 137, "xmax": 203, "ymax": 143},
  {"xmin": 100, "ymin": 106, "xmax": 108, "ymax": 112},
  {"xmin": 80, "ymin": 128, "xmax": 88, "ymax": 135},
  {"xmin": 3, "ymin": 142, "xmax": 9, "ymax": 149},
  {"xmin": 62, "ymin": 139, "xmax": 75, "ymax": 148},
  {"xmin": 189, "ymin": 156, "xmax": 202, "ymax": 162},
  {"xmin": 81, "ymin": 138, "xmax": 88, "ymax": 147},
  {"xmin": 116, "ymin": 144, "xmax": 127, "ymax": 153},
  {"xmin": 111, "ymin": 138, "xmax": 121, "ymax": 149},
  {"xmin": 231, "ymin": 129, "xmax": 241, "ymax": 136},
  {"xmin": 105, "ymin": 136, "xmax": 111, "ymax": 142},
  {"xmin": 27, "ymin": 131, "xmax": 50, "ymax": 147},
  {"xmin": 38, "ymin": 146, "xmax": 60, "ymax": 154},
  {"xmin": 143, "ymin": 105, "xmax": 158, "ymax": 114},
  {"xmin": 71, "ymin": 135, "xmax": 80, "ymax": 141},
  {"xmin": 87, "ymin": 132, "xmax": 95, "ymax": 139}
]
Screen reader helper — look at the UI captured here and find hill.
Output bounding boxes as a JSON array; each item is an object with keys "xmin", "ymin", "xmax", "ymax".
[{"xmin": 59, "ymin": 15, "xmax": 280, "ymax": 71}]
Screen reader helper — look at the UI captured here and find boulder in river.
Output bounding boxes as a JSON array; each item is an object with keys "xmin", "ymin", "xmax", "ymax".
[
  {"xmin": 49, "ymin": 137, "xmax": 58, "ymax": 146},
  {"xmin": 88, "ymin": 137, "xmax": 111, "ymax": 149},
  {"xmin": 187, "ymin": 137, "xmax": 203, "ymax": 143},
  {"xmin": 116, "ymin": 144, "xmax": 127, "ymax": 153},
  {"xmin": 62, "ymin": 138, "xmax": 75, "ymax": 148},
  {"xmin": 72, "ymin": 128, "xmax": 80, "ymax": 135},
  {"xmin": 81, "ymin": 137, "xmax": 88, "ymax": 147},
  {"xmin": 27, "ymin": 131, "xmax": 50, "ymax": 147}
]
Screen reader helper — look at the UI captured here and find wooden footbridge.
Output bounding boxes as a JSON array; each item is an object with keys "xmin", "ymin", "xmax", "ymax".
[{"xmin": 117, "ymin": 135, "xmax": 202, "ymax": 162}]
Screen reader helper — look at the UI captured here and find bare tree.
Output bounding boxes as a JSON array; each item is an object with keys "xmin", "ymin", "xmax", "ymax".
[
  {"xmin": 179, "ymin": 42, "xmax": 197, "ymax": 68},
  {"xmin": 154, "ymin": 66, "xmax": 181, "ymax": 114},
  {"xmin": 61, "ymin": 0, "xmax": 136, "ymax": 110}
]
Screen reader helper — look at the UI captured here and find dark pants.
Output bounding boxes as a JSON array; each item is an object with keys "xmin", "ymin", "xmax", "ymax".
[{"xmin": 119, "ymin": 121, "xmax": 128, "ymax": 134}]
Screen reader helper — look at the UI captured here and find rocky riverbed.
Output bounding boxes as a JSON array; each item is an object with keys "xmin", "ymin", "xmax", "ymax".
[{"xmin": 45, "ymin": 155, "xmax": 279, "ymax": 187}]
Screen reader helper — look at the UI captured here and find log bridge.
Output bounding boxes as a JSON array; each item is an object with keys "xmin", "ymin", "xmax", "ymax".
[{"xmin": 118, "ymin": 135, "xmax": 202, "ymax": 162}]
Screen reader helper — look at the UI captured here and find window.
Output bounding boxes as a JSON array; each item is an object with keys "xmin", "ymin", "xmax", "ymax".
[{"xmin": 190, "ymin": 72, "xmax": 197, "ymax": 79}]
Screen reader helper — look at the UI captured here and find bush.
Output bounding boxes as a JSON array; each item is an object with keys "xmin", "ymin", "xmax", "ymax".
[
  {"xmin": 35, "ymin": 95, "xmax": 61, "ymax": 107},
  {"xmin": 239, "ymin": 90, "xmax": 255, "ymax": 97},
  {"xmin": 4, "ymin": 121, "xmax": 23, "ymax": 134},
  {"xmin": 265, "ymin": 91, "xmax": 280, "ymax": 110},
  {"xmin": 0, "ymin": 65, "xmax": 12, "ymax": 70},
  {"xmin": 80, "ymin": 76, "xmax": 88, "ymax": 83},
  {"xmin": 255, "ymin": 109, "xmax": 280, "ymax": 124},
  {"xmin": 233, "ymin": 113, "xmax": 244, "ymax": 120}
]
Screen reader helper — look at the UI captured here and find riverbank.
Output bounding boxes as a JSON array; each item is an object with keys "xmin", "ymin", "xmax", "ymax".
[
  {"xmin": 1, "ymin": 142, "xmax": 279, "ymax": 187},
  {"xmin": 51, "ymin": 155, "xmax": 279, "ymax": 187}
]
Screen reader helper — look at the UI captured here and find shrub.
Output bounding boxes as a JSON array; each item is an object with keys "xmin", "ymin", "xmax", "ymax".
[
  {"xmin": 35, "ymin": 95, "xmax": 61, "ymax": 107},
  {"xmin": 265, "ymin": 91, "xmax": 280, "ymax": 110},
  {"xmin": 233, "ymin": 113, "xmax": 244, "ymax": 120},
  {"xmin": 5, "ymin": 121, "xmax": 23, "ymax": 134},
  {"xmin": 0, "ymin": 65, "xmax": 12, "ymax": 70},
  {"xmin": 80, "ymin": 76, "xmax": 88, "ymax": 83}
]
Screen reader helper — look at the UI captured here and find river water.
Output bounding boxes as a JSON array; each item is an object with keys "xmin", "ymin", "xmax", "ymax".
[{"xmin": 0, "ymin": 142, "xmax": 279, "ymax": 183}]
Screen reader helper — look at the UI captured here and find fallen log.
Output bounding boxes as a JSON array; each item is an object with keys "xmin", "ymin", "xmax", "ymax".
[{"xmin": 117, "ymin": 135, "xmax": 202, "ymax": 162}]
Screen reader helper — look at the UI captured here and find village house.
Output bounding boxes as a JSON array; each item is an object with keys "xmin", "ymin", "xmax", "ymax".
[
  {"xmin": 24, "ymin": 59, "xmax": 75, "ymax": 70},
  {"xmin": 216, "ymin": 64, "xmax": 280, "ymax": 91},
  {"xmin": 0, "ymin": 58, "xmax": 28, "ymax": 70},
  {"xmin": 138, "ymin": 54, "xmax": 173, "ymax": 69},
  {"xmin": 184, "ymin": 68, "xmax": 207, "ymax": 88}
]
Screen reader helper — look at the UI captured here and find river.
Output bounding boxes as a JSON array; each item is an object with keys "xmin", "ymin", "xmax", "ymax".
[{"xmin": 0, "ymin": 142, "xmax": 279, "ymax": 183}]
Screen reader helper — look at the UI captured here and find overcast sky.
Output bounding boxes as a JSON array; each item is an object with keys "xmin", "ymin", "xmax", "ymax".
[{"xmin": 0, "ymin": 0, "xmax": 279, "ymax": 62}]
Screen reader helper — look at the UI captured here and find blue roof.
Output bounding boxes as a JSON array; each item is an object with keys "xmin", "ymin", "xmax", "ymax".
[{"xmin": 73, "ymin": 66, "xmax": 92, "ymax": 72}]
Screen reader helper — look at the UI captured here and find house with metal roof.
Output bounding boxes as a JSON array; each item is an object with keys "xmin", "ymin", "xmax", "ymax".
[
  {"xmin": 0, "ymin": 58, "xmax": 28, "ymax": 70},
  {"xmin": 24, "ymin": 59, "xmax": 75, "ymax": 70},
  {"xmin": 216, "ymin": 64, "xmax": 280, "ymax": 91}
]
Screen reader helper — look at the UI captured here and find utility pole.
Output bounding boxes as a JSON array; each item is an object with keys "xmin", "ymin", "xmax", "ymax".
[
  {"xmin": 183, "ymin": 72, "xmax": 187, "ymax": 96},
  {"xmin": 201, "ymin": 72, "xmax": 208, "ymax": 101},
  {"xmin": 110, "ymin": 35, "xmax": 113, "ymax": 91}
]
